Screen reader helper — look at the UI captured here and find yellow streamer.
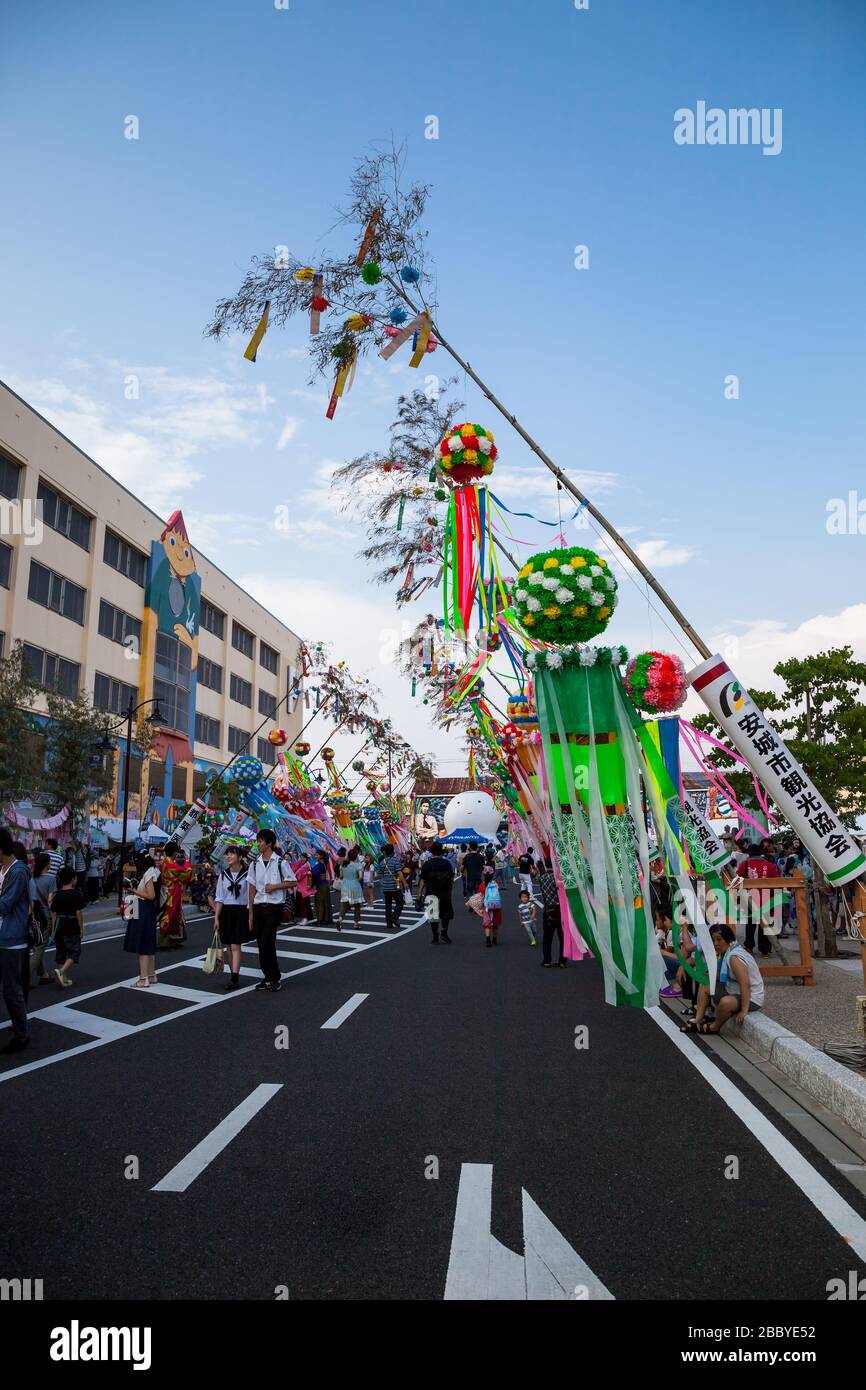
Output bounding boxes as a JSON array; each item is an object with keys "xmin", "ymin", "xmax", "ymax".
[
  {"xmin": 243, "ymin": 300, "xmax": 270, "ymax": 362},
  {"xmin": 408, "ymin": 313, "xmax": 432, "ymax": 368}
]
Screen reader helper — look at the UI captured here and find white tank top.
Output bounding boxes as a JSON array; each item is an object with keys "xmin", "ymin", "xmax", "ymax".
[{"xmin": 724, "ymin": 945, "xmax": 765, "ymax": 1007}]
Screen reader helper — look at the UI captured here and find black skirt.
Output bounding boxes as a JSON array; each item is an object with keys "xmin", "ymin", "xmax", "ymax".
[{"xmin": 218, "ymin": 904, "xmax": 249, "ymax": 945}]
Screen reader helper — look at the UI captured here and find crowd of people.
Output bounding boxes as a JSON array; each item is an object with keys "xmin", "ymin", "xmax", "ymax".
[
  {"xmin": 0, "ymin": 829, "xmax": 572, "ymax": 1053},
  {"xmin": 7, "ymin": 818, "xmax": 839, "ymax": 1057}
]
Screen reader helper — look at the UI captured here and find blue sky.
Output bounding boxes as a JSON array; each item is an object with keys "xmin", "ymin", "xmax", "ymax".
[{"xmin": 2, "ymin": 0, "xmax": 864, "ymax": 770}]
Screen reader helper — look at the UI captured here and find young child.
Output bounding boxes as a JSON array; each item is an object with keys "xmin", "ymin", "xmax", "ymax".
[
  {"xmin": 517, "ymin": 888, "xmax": 537, "ymax": 946},
  {"xmin": 51, "ymin": 866, "xmax": 86, "ymax": 988},
  {"xmin": 482, "ymin": 867, "xmax": 502, "ymax": 947}
]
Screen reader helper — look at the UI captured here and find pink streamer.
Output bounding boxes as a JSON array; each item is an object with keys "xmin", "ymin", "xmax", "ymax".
[{"xmin": 679, "ymin": 720, "xmax": 778, "ymax": 838}]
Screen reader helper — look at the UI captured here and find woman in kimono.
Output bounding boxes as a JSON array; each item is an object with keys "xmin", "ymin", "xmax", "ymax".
[{"xmin": 158, "ymin": 842, "xmax": 193, "ymax": 948}]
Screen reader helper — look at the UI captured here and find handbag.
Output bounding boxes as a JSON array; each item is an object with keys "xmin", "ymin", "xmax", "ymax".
[{"xmin": 202, "ymin": 928, "xmax": 224, "ymax": 975}]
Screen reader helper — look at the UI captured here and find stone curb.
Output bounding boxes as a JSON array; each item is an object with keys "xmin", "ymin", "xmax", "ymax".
[{"xmin": 738, "ymin": 1011, "xmax": 866, "ymax": 1140}]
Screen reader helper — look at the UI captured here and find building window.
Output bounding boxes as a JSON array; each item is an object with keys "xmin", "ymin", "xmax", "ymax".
[
  {"xmin": 98, "ymin": 598, "xmax": 142, "ymax": 649},
  {"xmin": 104, "ymin": 529, "xmax": 147, "ymax": 587},
  {"xmin": 195, "ymin": 712, "xmax": 221, "ymax": 748},
  {"xmin": 260, "ymin": 641, "xmax": 279, "ymax": 675},
  {"xmin": 94, "ymin": 672, "xmax": 138, "ymax": 715},
  {"xmin": 0, "ymin": 541, "xmax": 11, "ymax": 589},
  {"xmin": 192, "ymin": 769, "xmax": 209, "ymax": 801},
  {"xmin": 153, "ymin": 630, "xmax": 191, "ymax": 732},
  {"xmin": 227, "ymin": 725, "xmax": 248, "ymax": 755},
  {"xmin": 231, "ymin": 620, "xmax": 254, "ymax": 659},
  {"xmin": 230, "ymin": 673, "xmax": 252, "ymax": 707},
  {"xmin": 172, "ymin": 765, "xmax": 188, "ymax": 802},
  {"xmin": 258, "ymin": 689, "xmax": 277, "ymax": 718},
  {"xmin": 22, "ymin": 643, "xmax": 80, "ymax": 697},
  {"xmin": 257, "ymin": 737, "xmax": 276, "ymax": 767},
  {"xmin": 198, "ymin": 656, "xmax": 222, "ymax": 694},
  {"xmin": 36, "ymin": 481, "xmax": 92, "ymax": 551},
  {"xmin": 200, "ymin": 598, "xmax": 226, "ymax": 640},
  {"xmin": 0, "ymin": 453, "xmax": 21, "ymax": 500},
  {"xmin": 28, "ymin": 559, "xmax": 86, "ymax": 625}
]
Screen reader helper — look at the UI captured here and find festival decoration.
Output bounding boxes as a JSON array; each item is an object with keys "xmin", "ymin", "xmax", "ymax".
[
  {"xmin": 360, "ymin": 262, "xmax": 382, "ymax": 285},
  {"xmin": 389, "ymin": 306, "xmax": 408, "ymax": 325},
  {"xmin": 322, "ymin": 747, "xmax": 335, "ymax": 762},
  {"xmin": 436, "ymin": 423, "xmax": 508, "ymax": 637},
  {"xmin": 268, "ymin": 728, "xmax": 288, "ymax": 747},
  {"xmin": 507, "ymin": 693, "xmax": 537, "ymax": 728},
  {"xmin": 689, "ymin": 653, "xmax": 866, "ymax": 885},
  {"xmin": 512, "ymin": 545, "xmax": 618, "ymax": 644},
  {"xmin": 352, "ymin": 760, "xmax": 365, "ymax": 772},
  {"xmin": 294, "ymin": 266, "xmax": 316, "ymax": 282},
  {"xmin": 231, "ymin": 755, "xmax": 264, "ymax": 786},
  {"xmin": 435, "ymin": 422, "xmax": 497, "ymax": 483},
  {"xmin": 624, "ymin": 651, "xmax": 687, "ymax": 715},
  {"xmin": 295, "ymin": 741, "xmax": 310, "ymax": 757},
  {"xmin": 400, "ymin": 265, "xmax": 421, "ymax": 283},
  {"xmin": 243, "ymin": 301, "xmax": 270, "ymax": 362},
  {"xmin": 346, "ymin": 313, "xmax": 372, "ymax": 332}
]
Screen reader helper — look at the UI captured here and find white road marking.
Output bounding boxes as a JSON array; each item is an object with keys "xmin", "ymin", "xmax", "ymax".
[
  {"xmin": 143, "ymin": 982, "xmax": 223, "ymax": 1005},
  {"xmin": 321, "ymin": 993, "xmax": 369, "ymax": 1030},
  {"xmin": 34, "ymin": 1004, "xmax": 136, "ymax": 1041},
  {"xmin": 0, "ymin": 916, "xmax": 422, "ymax": 1083},
  {"xmin": 152, "ymin": 1084, "xmax": 283, "ymax": 1192},
  {"xmin": 648, "ymin": 1006, "xmax": 866, "ymax": 1264},
  {"xmin": 275, "ymin": 935, "xmax": 365, "ymax": 951},
  {"xmin": 241, "ymin": 945, "xmax": 333, "ymax": 965},
  {"xmin": 444, "ymin": 1162, "xmax": 613, "ymax": 1301}
]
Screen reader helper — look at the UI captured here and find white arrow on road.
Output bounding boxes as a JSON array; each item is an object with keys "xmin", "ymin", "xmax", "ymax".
[{"xmin": 444, "ymin": 1163, "xmax": 614, "ymax": 1300}]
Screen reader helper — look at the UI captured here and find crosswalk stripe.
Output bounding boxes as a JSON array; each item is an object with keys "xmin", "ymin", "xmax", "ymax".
[
  {"xmin": 274, "ymin": 935, "xmax": 365, "ymax": 950},
  {"xmin": 34, "ymin": 1003, "xmax": 136, "ymax": 1041},
  {"xmin": 321, "ymin": 993, "xmax": 369, "ymax": 1030},
  {"xmin": 143, "ymin": 982, "xmax": 223, "ymax": 1004}
]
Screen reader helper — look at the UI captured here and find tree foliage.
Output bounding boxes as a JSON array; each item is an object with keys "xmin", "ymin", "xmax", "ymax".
[
  {"xmin": 0, "ymin": 642, "xmax": 42, "ymax": 802},
  {"xmin": 43, "ymin": 689, "xmax": 116, "ymax": 825}
]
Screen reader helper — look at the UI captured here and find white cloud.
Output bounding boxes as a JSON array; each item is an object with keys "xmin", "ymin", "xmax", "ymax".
[
  {"xmin": 7, "ymin": 366, "xmax": 274, "ymax": 515},
  {"xmin": 707, "ymin": 603, "xmax": 866, "ymax": 690},
  {"xmin": 493, "ymin": 464, "xmax": 620, "ymax": 504},
  {"xmin": 237, "ymin": 570, "xmax": 449, "ymax": 767},
  {"xmin": 276, "ymin": 416, "xmax": 299, "ymax": 449},
  {"xmin": 632, "ymin": 539, "xmax": 696, "ymax": 569}
]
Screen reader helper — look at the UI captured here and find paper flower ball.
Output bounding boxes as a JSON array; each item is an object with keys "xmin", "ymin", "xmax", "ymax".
[
  {"xmin": 624, "ymin": 651, "xmax": 687, "ymax": 714},
  {"xmin": 435, "ymin": 423, "xmax": 498, "ymax": 483},
  {"xmin": 400, "ymin": 265, "xmax": 421, "ymax": 283},
  {"xmin": 345, "ymin": 313, "xmax": 372, "ymax": 332},
  {"xmin": 360, "ymin": 262, "xmax": 382, "ymax": 285},
  {"xmin": 352, "ymin": 760, "xmax": 365, "ymax": 772},
  {"xmin": 268, "ymin": 728, "xmax": 288, "ymax": 747},
  {"xmin": 512, "ymin": 545, "xmax": 618, "ymax": 644},
  {"xmin": 294, "ymin": 741, "xmax": 310, "ymax": 757},
  {"xmin": 311, "ymin": 294, "xmax": 329, "ymax": 312},
  {"xmin": 294, "ymin": 266, "xmax": 316, "ymax": 282},
  {"xmin": 233, "ymin": 755, "xmax": 264, "ymax": 786},
  {"xmin": 322, "ymin": 747, "xmax": 335, "ymax": 762},
  {"xmin": 389, "ymin": 306, "xmax": 408, "ymax": 325},
  {"xmin": 507, "ymin": 694, "xmax": 538, "ymax": 727}
]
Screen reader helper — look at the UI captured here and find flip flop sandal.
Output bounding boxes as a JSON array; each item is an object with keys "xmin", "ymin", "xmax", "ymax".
[
  {"xmin": 680, "ymin": 1020, "xmax": 700, "ymax": 1033},
  {"xmin": 132, "ymin": 978, "xmax": 150, "ymax": 989}
]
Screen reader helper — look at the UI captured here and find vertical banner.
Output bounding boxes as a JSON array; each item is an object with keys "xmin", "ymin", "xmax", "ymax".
[{"xmin": 688, "ymin": 655, "xmax": 866, "ymax": 885}]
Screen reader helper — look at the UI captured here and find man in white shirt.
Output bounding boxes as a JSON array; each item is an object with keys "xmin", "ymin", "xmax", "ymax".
[
  {"xmin": 690, "ymin": 924, "xmax": 765, "ymax": 1034},
  {"xmin": 247, "ymin": 829, "xmax": 296, "ymax": 992}
]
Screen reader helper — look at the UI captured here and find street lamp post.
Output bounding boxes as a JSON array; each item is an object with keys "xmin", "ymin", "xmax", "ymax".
[{"xmin": 106, "ymin": 695, "xmax": 163, "ymax": 909}]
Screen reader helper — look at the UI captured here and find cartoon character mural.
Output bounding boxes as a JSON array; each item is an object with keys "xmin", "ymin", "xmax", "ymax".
[{"xmin": 139, "ymin": 509, "xmax": 202, "ymax": 826}]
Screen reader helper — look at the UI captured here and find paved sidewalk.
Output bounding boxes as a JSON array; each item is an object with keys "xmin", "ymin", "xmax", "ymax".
[{"xmin": 759, "ymin": 938, "xmax": 866, "ymax": 1049}]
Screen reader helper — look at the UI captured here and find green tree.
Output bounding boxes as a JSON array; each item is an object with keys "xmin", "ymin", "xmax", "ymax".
[
  {"xmin": 43, "ymin": 689, "xmax": 116, "ymax": 828},
  {"xmin": 0, "ymin": 641, "xmax": 43, "ymax": 803},
  {"xmin": 693, "ymin": 646, "xmax": 866, "ymax": 956}
]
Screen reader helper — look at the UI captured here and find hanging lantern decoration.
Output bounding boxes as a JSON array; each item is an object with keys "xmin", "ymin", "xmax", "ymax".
[
  {"xmin": 233, "ymin": 755, "xmax": 264, "ymax": 786},
  {"xmin": 624, "ymin": 652, "xmax": 687, "ymax": 715},
  {"xmin": 507, "ymin": 693, "xmax": 538, "ymax": 728},
  {"xmin": 322, "ymin": 747, "xmax": 335, "ymax": 762},
  {"xmin": 512, "ymin": 545, "xmax": 618, "ymax": 644},
  {"xmin": 268, "ymin": 728, "xmax": 288, "ymax": 747},
  {"xmin": 294, "ymin": 741, "xmax": 310, "ymax": 757},
  {"xmin": 435, "ymin": 423, "xmax": 506, "ymax": 637},
  {"xmin": 352, "ymin": 759, "xmax": 365, "ymax": 773}
]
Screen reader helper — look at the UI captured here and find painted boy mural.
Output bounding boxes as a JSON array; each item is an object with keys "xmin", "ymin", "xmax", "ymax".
[{"xmin": 148, "ymin": 510, "xmax": 200, "ymax": 670}]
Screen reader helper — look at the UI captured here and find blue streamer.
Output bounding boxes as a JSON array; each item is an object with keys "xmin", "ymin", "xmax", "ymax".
[{"xmin": 490, "ymin": 491, "xmax": 589, "ymax": 529}]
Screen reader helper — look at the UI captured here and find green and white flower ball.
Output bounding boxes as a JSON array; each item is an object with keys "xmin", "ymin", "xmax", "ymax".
[{"xmin": 512, "ymin": 545, "xmax": 618, "ymax": 644}]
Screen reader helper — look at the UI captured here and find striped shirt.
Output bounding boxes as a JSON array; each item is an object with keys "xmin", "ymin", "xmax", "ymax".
[
  {"xmin": 380, "ymin": 857, "xmax": 401, "ymax": 892},
  {"xmin": 48, "ymin": 850, "xmax": 66, "ymax": 877}
]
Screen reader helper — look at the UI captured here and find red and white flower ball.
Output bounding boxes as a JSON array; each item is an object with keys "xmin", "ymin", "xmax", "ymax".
[
  {"xmin": 268, "ymin": 728, "xmax": 288, "ymax": 747},
  {"xmin": 435, "ymin": 423, "xmax": 497, "ymax": 484},
  {"xmin": 624, "ymin": 651, "xmax": 687, "ymax": 715}
]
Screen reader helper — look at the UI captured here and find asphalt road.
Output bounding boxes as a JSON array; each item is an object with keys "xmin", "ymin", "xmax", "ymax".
[{"xmin": 2, "ymin": 889, "xmax": 866, "ymax": 1301}]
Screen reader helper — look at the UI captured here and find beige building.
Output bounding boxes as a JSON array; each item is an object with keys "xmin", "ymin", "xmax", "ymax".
[{"xmin": 0, "ymin": 378, "xmax": 304, "ymax": 822}]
